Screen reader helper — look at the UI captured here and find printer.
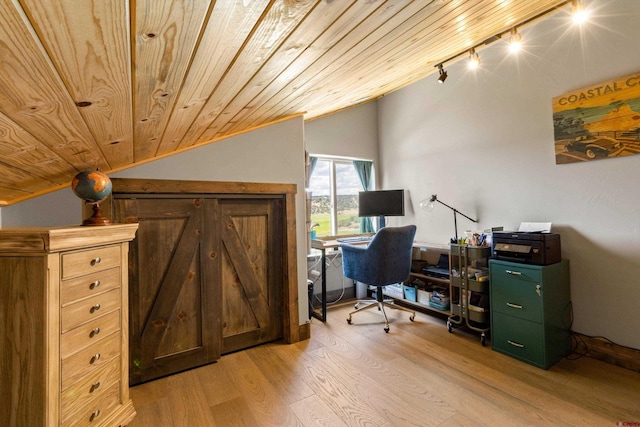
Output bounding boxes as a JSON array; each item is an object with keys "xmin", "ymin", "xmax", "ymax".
[{"xmin": 492, "ymin": 231, "xmax": 561, "ymax": 265}]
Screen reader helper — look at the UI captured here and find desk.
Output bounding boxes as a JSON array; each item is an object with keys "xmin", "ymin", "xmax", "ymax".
[
  {"xmin": 310, "ymin": 237, "xmax": 448, "ymax": 322},
  {"xmin": 310, "ymin": 235, "xmax": 371, "ymax": 321}
]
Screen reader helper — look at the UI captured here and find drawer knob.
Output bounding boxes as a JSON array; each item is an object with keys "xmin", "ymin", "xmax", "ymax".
[
  {"xmin": 91, "ymin": 257, "xmax": 102, "ymax": 266},
  {"xmin": 89, "ymin": 280, "xmax": 101, "ymax": 290},
  {"xmin": 90, "ymin": 353, "xmax": 101, "ymax": 364},
  {"xmin": 89, "ymin": 327, "xmax": 100, "ymax": 338},
  {"xmin": 505, "ymin": 270, "xmax": 522, "ymax": 275},
  {"xmin": 506, "ymin": 302, "xmax": 523, "ymax": 310},
  {"xmin": 90, "ymin": 303, "xmax": 101, "ymax": 314},
  {"xmin": 90, "ymin": 381, "xmax": 101, "ymax": 393},
  {"xmin": 89, "ymin": 409, "xmax": 101, "ymax": 421},
  {"xmin": 507, "ymin": 340, "xmax": 525, "ymax": 348}
]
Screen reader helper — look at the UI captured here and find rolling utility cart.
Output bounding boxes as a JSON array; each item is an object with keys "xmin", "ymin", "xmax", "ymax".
[{"xmin": 448, "ymin": 244, "xmax": 492, "ymax": 345}]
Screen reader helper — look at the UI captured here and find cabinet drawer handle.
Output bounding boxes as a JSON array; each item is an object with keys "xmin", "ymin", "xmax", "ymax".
[
  {"xmin": 90, "ymin": 303, "xmax": 101, "ymax": 314},
  {"xmin": 505, "ymin": 270, "xmax": 522, "ymax": 275},
  {"xmin": 506, "ymin": 302, "xmax": 523, "ymax": 309},
  {"xmin": 89, "ymin": 327, "xmax": 100, "ymax": 338},
  {"xmin": 91, "ymin": 257, "xmax": 102, "ymax": 266},
  {"xmin": 90, "ymin": 353, "xmax": 101, "ymax": 364},
  {"xmin": 90, "ymin": 381, "xmax": 101, "ymax": 393},
  {"xmin": 507, "ymin": 340, "xmax": 525, "ymax": 348},
  {"xmin": 89, "ymin": 280, "xmax": 101, "ymax": 290},
  {"xmin": 89, "ymin": 409, "xmax": 101, "ymax": 421}
]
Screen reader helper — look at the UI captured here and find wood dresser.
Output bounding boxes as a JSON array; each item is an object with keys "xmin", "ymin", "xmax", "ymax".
[{"xmin": 0, "ymin": 224, "xmax": 138, "ymax": 426}]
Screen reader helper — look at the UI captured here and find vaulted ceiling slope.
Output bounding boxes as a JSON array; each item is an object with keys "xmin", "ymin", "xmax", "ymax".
[{"xmin": 0, "ymin": 0, "xmax": 567, "ymax": 206}]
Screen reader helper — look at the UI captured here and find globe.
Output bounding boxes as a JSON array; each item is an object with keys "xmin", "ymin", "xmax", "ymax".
[
  {"xmin": 71, "ymin": 170, "xmax": 112, "ymax": 203},
  {"xmin": 71, "ymin": 170, "xmax": 113, "ymax": 226}
]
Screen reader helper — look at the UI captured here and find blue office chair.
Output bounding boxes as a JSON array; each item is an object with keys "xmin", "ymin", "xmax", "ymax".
[{"xmin": 341, "ymin": 225, "xmax": 417, "ymax": 333}]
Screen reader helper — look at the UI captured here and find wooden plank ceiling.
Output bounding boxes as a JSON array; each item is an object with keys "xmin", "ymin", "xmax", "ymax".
[{"xmin": 0, "ymin": 0, "xmax": 568, "ymax": 206}]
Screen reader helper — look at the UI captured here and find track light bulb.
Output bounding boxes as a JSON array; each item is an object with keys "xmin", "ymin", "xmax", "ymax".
[
  {"xmin": 437, "ymin": 64, "xmax": 448, "ymax": 83},
  {"xmin": 508, "ymin": 29, "xmax": 522, "ymax": 54},
  {"xmin": 572, "ymin": 0, "xmax": 590, "ymax": 24},
  {"xmin": 468, "ymin": 49, "xmax": 480, "ymax": 70}
]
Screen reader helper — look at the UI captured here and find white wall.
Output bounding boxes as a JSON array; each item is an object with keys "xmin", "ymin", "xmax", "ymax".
[
  {"xmin": 305, "ymin": 101, "xmax": 379, "ymax": 166},
  {"xmin": 378, "ymin": 0, "xmax": 640, "ymax": 349},
  {"xmin": 1, "ymin": 117, "xmax": 309, "ymax": 325}
]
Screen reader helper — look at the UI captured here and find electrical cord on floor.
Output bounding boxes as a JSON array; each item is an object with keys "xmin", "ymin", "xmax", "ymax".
[
  {"xmin": 307, "ymin": 250, "xmax": 348, "ymax": 306},
  {"xmin": 565, "ymin": 299, "xmax": 639, "ymax": 361}
]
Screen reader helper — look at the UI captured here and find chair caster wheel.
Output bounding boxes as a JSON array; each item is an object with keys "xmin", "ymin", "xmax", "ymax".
[
  {"xmin": 447, "ymin": 321, "xmax": 453, "ymax": 333},
  {"xmin": 354, "ymin": 304, "xmax": 359, "ymax": 309},
  {"xmin": 481, "ymin": 334, "xmax": 487, "ymax": 346},
  {"xmin": 384, "ymin": 326, "xmax": 390, "ymax": 333},
  {"xmin": 347, "ymin": 317, "xmax": 352, "ymax": 324},
  {"xmin": 409, "ymin": 314, "xmax": 415, "ymax": 322}
]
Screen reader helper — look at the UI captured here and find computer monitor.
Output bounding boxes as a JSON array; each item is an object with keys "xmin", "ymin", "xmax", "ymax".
[{"xmin": 358, "ymin": 189, "xmax": 405, "ymax": 227}]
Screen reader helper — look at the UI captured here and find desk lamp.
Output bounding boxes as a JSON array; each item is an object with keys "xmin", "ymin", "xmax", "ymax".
[{"xmin": 419, "ymin": 194, "xmax": 477, "ymax": 242}]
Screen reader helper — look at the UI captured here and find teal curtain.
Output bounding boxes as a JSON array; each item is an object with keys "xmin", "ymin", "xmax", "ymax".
[
  {"xmin": 353, "ymin": 160, "xmax": 374, "ymax": 233},
  {"xmin": 308, "ymin": 156, "xmax": 318, "ymax": 182}
]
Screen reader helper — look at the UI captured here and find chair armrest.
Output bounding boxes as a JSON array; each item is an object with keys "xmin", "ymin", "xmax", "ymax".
[{"xmin": 339, "ymin": 243, "xmax": 367, "ymax": 255}]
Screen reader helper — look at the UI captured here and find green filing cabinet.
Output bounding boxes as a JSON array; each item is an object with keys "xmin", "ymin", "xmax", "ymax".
[{"xmin": 489, "ymin": 259, "xmax": 571, "ymax": 369}]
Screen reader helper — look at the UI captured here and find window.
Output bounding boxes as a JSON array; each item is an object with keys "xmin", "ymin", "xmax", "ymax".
[{"xmin": 308, "ymin": 157, "xmax": 373, "ymax": 237}]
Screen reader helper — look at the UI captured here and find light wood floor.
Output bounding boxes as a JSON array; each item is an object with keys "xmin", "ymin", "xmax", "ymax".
[{"xmin": 128, "ymin": 302, "xmax": 640, "ymax": 426}]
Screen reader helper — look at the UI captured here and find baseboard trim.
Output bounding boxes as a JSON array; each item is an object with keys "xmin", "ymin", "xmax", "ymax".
[
  {"xmin": 573, "ymin": 333, "xmax": 640, "ymax": 372},
  {"xmin": 299, "ymin": 322, "xmax": 311, "ymax": 341}
]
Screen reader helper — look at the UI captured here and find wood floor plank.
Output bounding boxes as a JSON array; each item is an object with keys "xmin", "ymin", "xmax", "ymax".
[
  {"xmin": 290, "ymin": 394, "xmax": 350, "ymax": 427},
  {"xmin": 195, "ymin": 360, "xmax": 243, "ymax": 407},
  {"xmin": 222, "ymin": 350, "xmax": 303, "ymax": 426},
  {"xmin": 128, "ymin": 302, "xmax": 640, "ymax": 426},
  {"xmin": 208, "ymin": 396, "xmax": 261, "ymax": 427},
  {"xmin": 247, "ymin": 343, "xmax": 316, "ymax": 405}
]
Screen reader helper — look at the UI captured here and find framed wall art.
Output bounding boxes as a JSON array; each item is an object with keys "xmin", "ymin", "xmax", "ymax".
[{"xmin": 553, "ymin": 71, "xmax": 640, "ymax": 164}]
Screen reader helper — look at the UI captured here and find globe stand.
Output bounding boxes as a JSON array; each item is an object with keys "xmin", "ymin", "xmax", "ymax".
[{"xmin": 83, "ymin": 201, "xmax": 111, "ymax": 226}]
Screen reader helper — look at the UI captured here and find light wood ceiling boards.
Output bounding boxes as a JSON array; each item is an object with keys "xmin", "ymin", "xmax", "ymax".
[{"xmin": 0, "ymin": 0, "xmax": 568, "ymax": 206}]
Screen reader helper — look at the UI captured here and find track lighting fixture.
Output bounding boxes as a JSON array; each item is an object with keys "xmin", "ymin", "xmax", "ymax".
[
  {"xmin": 433, "ymin": 1, "xmax": 589, "ymax": 80},
  {"xmin": 508, "ymin": 28, "xmax": 522, "ymax": 54},
  {"xmin": 437, "ymin": 63, "xmax": 448, "ymax": 83},
  {"xmin": 467, "ymin": 49, "xmax": 480, "ymax": 70}
]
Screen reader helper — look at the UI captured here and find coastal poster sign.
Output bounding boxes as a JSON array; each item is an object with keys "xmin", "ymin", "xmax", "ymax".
[{"xmin": 553, "ymin": 71, "xmax": 640, "ymax": 164}]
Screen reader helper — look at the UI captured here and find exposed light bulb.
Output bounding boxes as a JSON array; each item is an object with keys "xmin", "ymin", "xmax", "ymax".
[
  {"xmin": 572, "ymin": 0, "xmax": 590, "ymax": 25},
  {"xmin": 468, "ymin": 49, "xmax": 480, "ymax": 70},
  {"xmin": 419, "ymin": 195, "xmax": 437, "ymax": 212},
  {"xmin": 508, "ymin": 29, "xmax": 522, "ymax": 54},
  {"xmin": 419, "ymin": 199, "xmax": 435, "ymax": 212}
]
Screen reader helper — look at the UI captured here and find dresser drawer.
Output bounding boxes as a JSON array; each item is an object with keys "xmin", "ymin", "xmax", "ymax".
[
  {"xmin": 61, "ymin": 245, "xmax": 121, "ymax": 280},
  {"xmin": 62, "ymin": 331, "xmax": 121, "ymax": 391},
  {"xmin": 490, "ymin": 261, "xmax": 542, "ymax": 283},
  {"xmin": 61, "ymin": 310, "xmax": 121, "ymax": 359},
  {"xmin": 61, "ymin": 267, "xmax": 121, "ymax": 306},
  {"xmin": 491, "ymin": 312, "xmax": 545, "ymax": 367},
  {"xmin": 491, "ymin": 278, "xmax": 542, "ymax": 323},
  {"xmin": 62, "ymin": 381, "xmax": 121, "ymax": 427},
  {"xmin": 61, "ymin": 358, "xmax": 120, "ymax": 420},
  {"xmin": 61, "ymin": 288, "xmax": 120, "ymax": 333}
]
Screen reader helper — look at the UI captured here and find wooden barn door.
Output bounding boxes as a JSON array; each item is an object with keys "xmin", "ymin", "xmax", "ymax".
[
  {"xmin": 219, "ymin": 198, "xmax": 284, "ymax": 354},
  {"xmin": 114, "ymin": 197, "xmax": 221, "ymax": 385}
]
